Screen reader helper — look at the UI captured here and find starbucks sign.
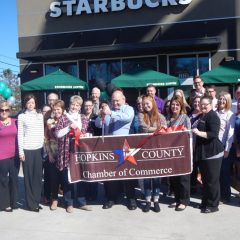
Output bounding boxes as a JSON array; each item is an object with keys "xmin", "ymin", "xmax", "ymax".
[{"xmin": 49, "ymin": 0, "xmax": 192, "ymax": 17}]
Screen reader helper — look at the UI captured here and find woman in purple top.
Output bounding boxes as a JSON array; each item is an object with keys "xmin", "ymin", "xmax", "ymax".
[{"xmin": 0, "ymin": 101, "xmax": 19, "ymax": 212}]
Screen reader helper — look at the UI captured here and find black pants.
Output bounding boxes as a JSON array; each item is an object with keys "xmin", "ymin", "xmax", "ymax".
[
  {"xmin": 22, "ymin": 148, "xmax": 43, "ymax": 210},
  {"xmin": 172, "ymin": 174, "xmax": 190, "ymax": 205},
  {"xmin": 43, "ymin": 159, "xmax": 51, "ymax": 200},
  {"xmin": 49, "ymin": 163, "xmax": 63, "ymax": 200},
  {"xmin": 0, "ymin": 157, "xmax": 19, "ymax": 210},
  {"xmin": 104, "ymin": 180, "xmax": 137, "ymax": 202},
  {"xmin": 199, "ymin": 157, "xmax": 222, "ymax": 208}
]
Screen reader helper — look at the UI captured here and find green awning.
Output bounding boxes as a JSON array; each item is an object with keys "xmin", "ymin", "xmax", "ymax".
[
  {"xmin": 21, "ymin": 69, "xmax": 88, "ymax": 91},
  {"xmin": 201, "ymin": 61, "xmax": 240, "ymax": 84},
  {"xmin": 111, "ymin": 68, "xmax": 179, "ymax": 88}
]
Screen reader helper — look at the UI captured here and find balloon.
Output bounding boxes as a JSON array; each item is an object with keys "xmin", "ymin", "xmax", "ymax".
[
  {"xmin": 100, "ymin": 91, "xmax": 109, "ymax": 101},
  {"xmin": 2, "ymin": 88, "xmax": 12, "ymax": 99},
  {"xmin": 95, "ymin": 78, "xmax": 107, "ymax": 91},
  {"xmin": 106, "ymin": 83, "xmax": 116, "ymax": 96},
  {"xmin": 7, "ymin": 96, "xmax": 16, "ymax": 106},
  {"xmin": 0, "ymin": 81, "xmax": 7, "ymax": 94}
]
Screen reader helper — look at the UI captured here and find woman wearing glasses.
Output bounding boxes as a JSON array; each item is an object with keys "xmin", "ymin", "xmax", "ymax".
[
  {"xmin": 0, "ymin": 101, "xmax": 19, "ymax": 212},
  {"xmin": 193, "ymin": 96, "xmax": 224, "ymax": 213}
]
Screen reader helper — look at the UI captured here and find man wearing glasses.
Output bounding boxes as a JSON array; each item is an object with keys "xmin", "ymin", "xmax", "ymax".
[
  {"xmin": 206, "ymin": 85, "xmax": 218, "ymax": 111},
  {"xmin": 190, "ymin": 76, "xmax": 206, "ymax": 104}
]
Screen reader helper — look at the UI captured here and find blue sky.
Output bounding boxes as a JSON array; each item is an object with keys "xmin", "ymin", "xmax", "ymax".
[{"xmin": 0, "ymin": 1, "xmax": 19, "ymax": 75}]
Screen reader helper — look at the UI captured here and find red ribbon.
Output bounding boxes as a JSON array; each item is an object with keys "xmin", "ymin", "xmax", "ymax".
[
  {"xmin": 69, "ymin": 128, "xmax": 81, "ymax": 146},
  {"xmin": 135, "ymin": 125, "xmax": 186, "ymax": 151}
]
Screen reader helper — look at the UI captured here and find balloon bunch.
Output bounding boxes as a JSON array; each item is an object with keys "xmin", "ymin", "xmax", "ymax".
[{"xmin": 0, "ymin": 81, "xmax": 15, "ymax": 105}]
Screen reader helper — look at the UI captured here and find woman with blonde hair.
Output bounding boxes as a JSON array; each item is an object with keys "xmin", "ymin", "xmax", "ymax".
[
  {"xmin": 0, "ymin": 101, "xmax": 19, "ymax": 212},
  {"xmin": 216, "ymin": 91, "xmax": 235, "ymax": 203},
  {"xmin": 138, "ymin": 95, "xmax": 166, "ymax": 212}
]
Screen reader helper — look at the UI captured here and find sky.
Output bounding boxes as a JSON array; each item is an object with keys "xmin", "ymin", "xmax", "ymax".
[{"xmin": 0, "ymin": 1, "xmax": 20, "ymax": 75}]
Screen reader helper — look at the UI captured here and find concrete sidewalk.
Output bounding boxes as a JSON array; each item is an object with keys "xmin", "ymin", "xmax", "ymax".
[{"xmin": 1, "ymin": 169, "xmax": 240, "ymax": 240}]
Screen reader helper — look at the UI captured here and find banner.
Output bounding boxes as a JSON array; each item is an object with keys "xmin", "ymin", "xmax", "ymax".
[{"xmin": 69, "ymin": 131, "xmax": 192, "ymax": 183}]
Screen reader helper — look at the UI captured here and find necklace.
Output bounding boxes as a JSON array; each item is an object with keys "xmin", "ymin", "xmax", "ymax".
[{"xmin": 0, "ymin": 119, "xmax": 10, "ymax": 126}]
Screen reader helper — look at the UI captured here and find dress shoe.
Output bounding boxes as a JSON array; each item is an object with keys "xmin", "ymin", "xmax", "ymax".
[
  {"xmin": 197, "ymin": 204, "xmax": 206, "ymax": 210},
  {"xmin": 175, "ymin": 204, "xmax": 187, "ymax": 211},
  {"xmin": 102, "ymin": 201, "xmax": 114, "ymax": 209},
  {"xmin": 142, "ymin": 202, "xmax": 151, "ymax": 212},
  {"xmin": 153, "ymin": 202, "xmax": 161, "ymax": 213},
  {"xmin": 50, "ymin": 200, "xmax": 58, "ymax": 211},
  {"xmin": 201, "ymin": 207, "xmax": 219, "ymax": 214},
  {"xmin": 127, "ymin": 199, "xmax": 137, "ymax": 210},
  {"xmin": 79, "ymin": 205, "xmax": 92, "ymax": 211},
  {"xmin": 29, "ymin": 208, "xmax": 40, "ymax": 212},
  {"xmin": 66, "ymin": 205, "xmax": 74, "ymax": 213}
]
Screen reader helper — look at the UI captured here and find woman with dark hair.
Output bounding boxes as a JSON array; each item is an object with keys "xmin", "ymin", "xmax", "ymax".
[
  {"xmin": 0, "ymin": 101, "xmax": 19, "ymax": 212},
  {"xmin": 193, "ymin": 96, "xmax": 224, "ymax": 213},
  {"xmin": 162, "ymin": 100, "xmax": 171, "ymax": 118},
  {"xmin": 18, "ymin": 94, "xmax": 44, "ymax": 212},
  {"xmin": 138, "ymin": 95, "xmax": 167, "ymax": 212},
  {"xmin": 188, "ymin": 96, "xmax": 202, "ymax": 193},
  {"xmin": 167, "ymin": 95, "xmax": 191, "ymax": 211}
]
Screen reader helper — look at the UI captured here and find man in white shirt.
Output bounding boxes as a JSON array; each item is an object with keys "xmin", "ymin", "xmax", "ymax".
[{"xmin": 91, "ymin": 87, "xmax": 101, "ymax": 115}]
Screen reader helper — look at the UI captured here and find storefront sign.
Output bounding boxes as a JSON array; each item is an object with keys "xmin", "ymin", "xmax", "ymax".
[
  {"xmin": 50, "ymin": 0, "xmax": 192, "ymax": 18},
  {"xmin": 68, "ymin": 131, "xmax": 192, "ymax": 182}
]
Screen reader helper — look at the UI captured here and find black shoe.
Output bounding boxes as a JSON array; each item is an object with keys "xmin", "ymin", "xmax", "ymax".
[
  {"xmin": 127, "ymin": 199, "xmax": 137, "ymax": 210},
  {"xmin": 38, "ymin": 205, "xmax": 43, "ymax": 210},
  {"xmin": 143, "ymin": 202, "xmax": 151, "ymax": 213},
  {"xmin": 201, "ymin": 207, "xmax": 219, "ymax": 214},
  {"xmin": 197, "ymin": 204, "xmax": 206, "ymax": 210},
  {"xmin": 153, "ymin": 202, "xmax": 161, "ymax": 213},
  {"xmin": 102, "ymin": 201, "xmax": 114, "ymax": 209},
  {"xmin": 29, "ymin": 208, "xmax": 40, "ymax": 212}
]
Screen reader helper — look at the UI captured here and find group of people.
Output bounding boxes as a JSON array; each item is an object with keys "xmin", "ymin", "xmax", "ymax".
[{"xmin": 0, "ymin": 76, "xmax": 240, "ymax": 214}]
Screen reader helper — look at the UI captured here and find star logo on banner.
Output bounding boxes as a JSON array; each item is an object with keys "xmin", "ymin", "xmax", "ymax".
[{"xmin": 113, "ymin": 139, "xmax": 141, "ymax": 166}]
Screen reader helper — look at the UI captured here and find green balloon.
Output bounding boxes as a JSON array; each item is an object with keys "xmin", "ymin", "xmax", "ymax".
[
  {"xmin": 0, "ymin": 82, "xmax": 7, "ymax": 94},
  {"xmin": 3, "ymin": 88, "xmax": 12, "ymax": 99}
]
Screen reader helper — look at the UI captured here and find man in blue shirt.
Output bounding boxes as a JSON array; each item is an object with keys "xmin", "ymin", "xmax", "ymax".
[{"xmin": 96, "ymin": 89, "xmax": 137, "ymax": 210}]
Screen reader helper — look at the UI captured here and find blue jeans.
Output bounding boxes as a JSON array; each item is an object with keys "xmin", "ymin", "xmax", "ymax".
[
  {"xmin": 76, "ymin": 182, "xmax": 87, "ymax": 207},
  {"xmin": 144, "ymin": 178, "xmax": 161, "ymax": 200},
  {"xmin": 62, "ymin": 168, "xmax": 74, "ymax": 206}
]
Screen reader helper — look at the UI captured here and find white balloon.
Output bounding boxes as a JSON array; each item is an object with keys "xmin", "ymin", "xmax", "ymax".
[{"xmin": 7, "ymin": 96, "xmax": 16, "ymax": 106}]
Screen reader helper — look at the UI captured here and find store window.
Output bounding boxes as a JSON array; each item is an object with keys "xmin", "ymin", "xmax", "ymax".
[
  {"xmin": 45, "ymin": 62, "xmax": 78, "ymax": 77},
  {"xmin": 122, "ymin": 57, "xmax": 157, "ymax": 73},
  {"xmin": 198, "ymin": 54, "xmax": 209, "ymax": 75},
  {"xmin": 169, "ymin": 54, "xmax": 210, "ymax": 79},
  {"xmin": 88, "ymin": 60, "xmax": 121, "ymax": 83}
]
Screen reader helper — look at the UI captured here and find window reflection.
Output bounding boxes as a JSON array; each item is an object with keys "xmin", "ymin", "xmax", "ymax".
[
  {"xmin": 45, "ymin": 62, "xmax": 78, "ymax": 77},
  {"xmin": 123, "ymin": 57, "xmax": 157, "ymax": 73},
  {"xmin": 169, "ymin": 54, "xmax": 210, "ymax": 79},
  {"xmin": 88, "ymin": 60, "xmax": 121, "ymax": 84}
]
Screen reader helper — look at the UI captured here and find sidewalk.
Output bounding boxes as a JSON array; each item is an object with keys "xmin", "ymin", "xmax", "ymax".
[{"xmin": 0, "ymin": 167, "xmax": 240, "ymax": 240}]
